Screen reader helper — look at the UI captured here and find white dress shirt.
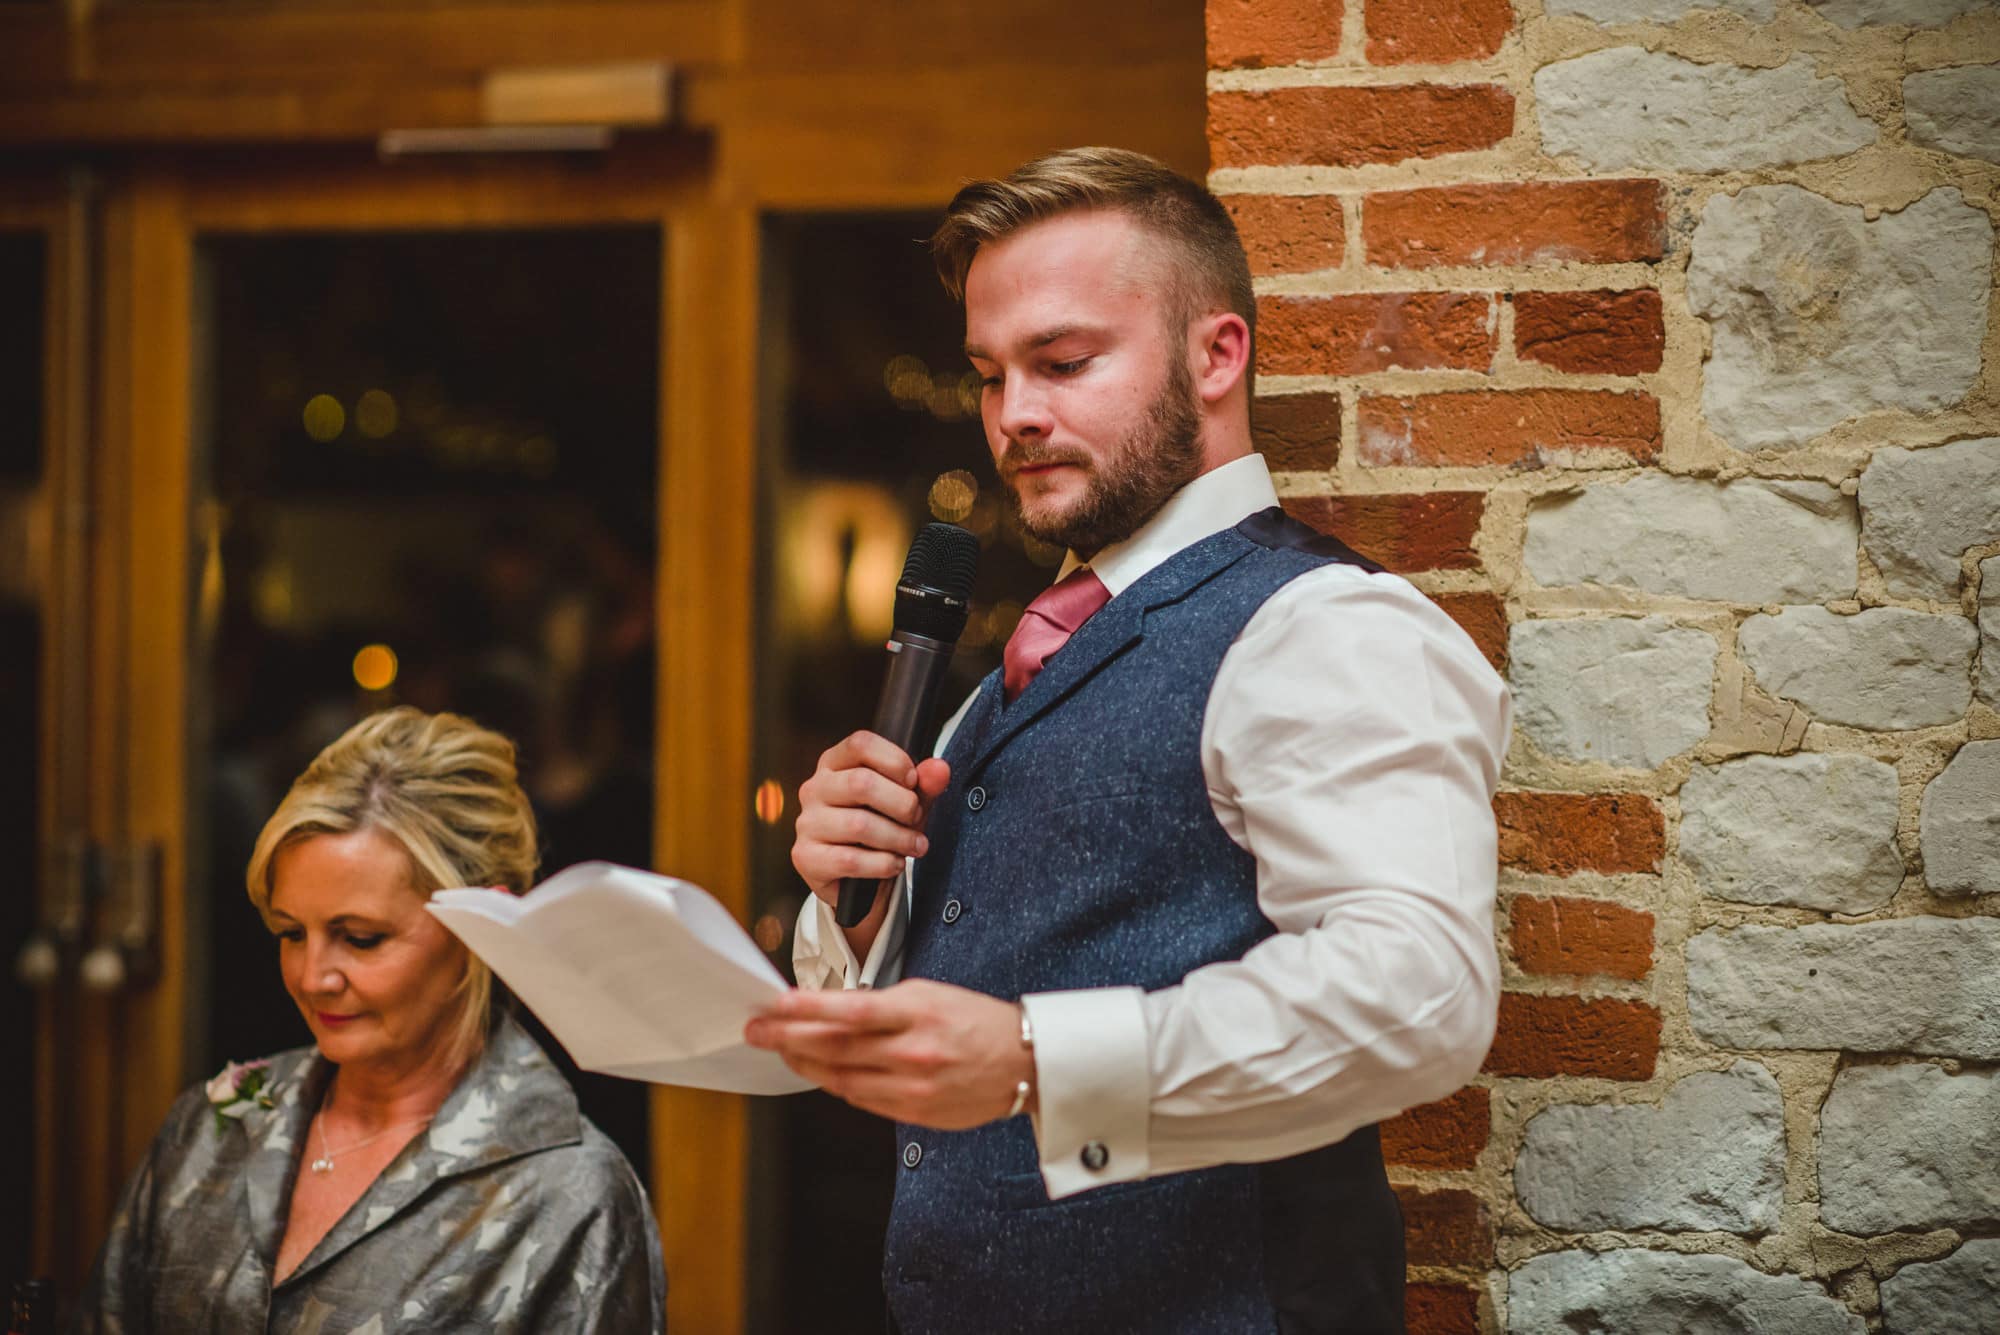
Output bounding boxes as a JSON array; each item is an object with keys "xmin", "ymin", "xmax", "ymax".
[{"xmin": 794, "ymin": 453, "xmax": 1511, "ymax": 1199}]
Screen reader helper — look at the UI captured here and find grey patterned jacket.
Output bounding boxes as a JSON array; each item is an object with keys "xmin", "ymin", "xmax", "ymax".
[{"xmin": 76, "ymin": 1013, "xmax": 666, "ymax": 1333}]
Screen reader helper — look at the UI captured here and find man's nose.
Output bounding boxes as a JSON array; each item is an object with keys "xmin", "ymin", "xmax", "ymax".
[{"xmin": 996, "ymin": 376, "xmax": 1053, "ymax": 441}]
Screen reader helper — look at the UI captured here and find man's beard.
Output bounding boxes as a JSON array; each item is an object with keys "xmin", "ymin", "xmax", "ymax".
[{"xmin": 999, "ymin": 353, "xmax": 1204, "ymax": 555}]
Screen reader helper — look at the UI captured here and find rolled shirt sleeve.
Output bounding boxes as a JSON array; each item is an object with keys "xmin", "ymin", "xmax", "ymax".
[{"xmin": 1025, "ymin": 566, "xmax": 1510, "ymax": 1191}]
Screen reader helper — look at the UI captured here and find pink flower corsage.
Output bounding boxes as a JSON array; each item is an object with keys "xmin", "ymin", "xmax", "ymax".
[{"xmin": 205, "ymin": 1059, "xmax": 275, "ymax": 1131}]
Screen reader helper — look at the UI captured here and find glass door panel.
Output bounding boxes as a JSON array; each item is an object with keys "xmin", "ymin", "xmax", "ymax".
[{"xmin": 189, "ymin": 226, "xmax": 662, "ymax": 1180}]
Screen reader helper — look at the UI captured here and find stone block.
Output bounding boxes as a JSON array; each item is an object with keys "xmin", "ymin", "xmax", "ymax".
[
  {"xmin": 1681, "ymin": 754, "xmax": 1904, "ymax": 912},
  {"xmin": 1525, "ymin": 475, "xmax": 1857, "ymax": 604},
  {"xmin": 1738, "ymin": 606, "xmax": 1977, "ymax": 731},
  {"xmin": 1507, "ymin": 1250, "xmax": 1863, "ymax": 1335},
  {"xmin": 1514, "ymin": 1061, "xmax": 1784, "ymax": 1232},
  {"xmin": 1859, "ymin": 436, "xmax": 2000, "ymax": 600},
  {"xmin": 1984, "ymin": 555, "xmax": 1999, "ymax": 707},
  {"xmin": 1688, "ymin": 917, "xmax": 2000, "ymax": 1058},
  {"xmin": 1511, "ymin": 617, "xmax": 1716, "ymax": 768},
  {"xmin": 1906, "ymin": 66, "xmax": 2000, "ymax": 166},
  {"xmin": 1538, "ymin": 50, "xmax": 1874, "ymax": 172},
  {"xmin": 1820, "ymin": 1064, "xmax": 2000, "ymax": 1233},
  {"xmin": 1688, "ymin": 186, "xmax": 1992, "ymax": 451},
  {"xmin": 1880, "ymin": 1240, "xmax": 2000, "ymax": 1335},
  {"xmin": 1919, "ymin": 741, "xmax": 2000, "ymax": 897},
  {"xmin": 1809, "ymin": 0, "xmax": 1990, "ymax": 25},
  {"xmin": 1547, "ymin": 0, "xmax": 1772, "ymax": 21}
]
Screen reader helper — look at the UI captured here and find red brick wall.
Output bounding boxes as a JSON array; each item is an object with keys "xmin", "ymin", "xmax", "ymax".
[{"xmin": 1209, "ymin": 2, "xmax": 1669, "ymax": 1328}]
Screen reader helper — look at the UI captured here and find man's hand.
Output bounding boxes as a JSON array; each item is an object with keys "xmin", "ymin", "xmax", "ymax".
[
  {"xmin": 793, "ymin": 731, "xmax": 951, "ymax": 954},
  {"xmin": 744, "ymin": 981, "xmax": 1034, "ymax": 1130}
]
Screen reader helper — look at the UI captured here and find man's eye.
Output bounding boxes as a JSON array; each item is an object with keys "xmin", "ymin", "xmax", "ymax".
[
  {"xmin": 1050, "ymin": 358, "xmax": 1089, "ymax": 375},
  {"xmin": 978, "ymin": 374, "xmax": 1002, "ymax": 389}
]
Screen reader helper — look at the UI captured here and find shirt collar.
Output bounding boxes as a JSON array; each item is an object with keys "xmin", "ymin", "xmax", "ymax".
[{"xmin": 1055, "ymin": 452, "xmax": 1279, "ymax": 597}]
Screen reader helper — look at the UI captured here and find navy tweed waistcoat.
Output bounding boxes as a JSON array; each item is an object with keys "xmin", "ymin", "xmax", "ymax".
[{"xmin": 884, "ymin": 508, "xmax": 1405, "ymax": 1335}]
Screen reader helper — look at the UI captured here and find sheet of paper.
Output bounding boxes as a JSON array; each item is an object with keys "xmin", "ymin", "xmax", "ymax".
[{"xmin": 428, "ymin": 862, "xmax": 812, "ymax": 1095}]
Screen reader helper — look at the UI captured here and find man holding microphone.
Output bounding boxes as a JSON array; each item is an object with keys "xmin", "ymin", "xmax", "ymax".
[{"xmin": 745, "ymin": 147, "xmax": 1510, "ymax": 1333}]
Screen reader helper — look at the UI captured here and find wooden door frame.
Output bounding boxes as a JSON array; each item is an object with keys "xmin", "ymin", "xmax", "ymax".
[
  {"xmin": 0, "ymin": 173, "xmax": 87, "ymax": 1286},
  {"xmin": 65, "ymin": 138, "xmax": 758, "ymax": 1334}
]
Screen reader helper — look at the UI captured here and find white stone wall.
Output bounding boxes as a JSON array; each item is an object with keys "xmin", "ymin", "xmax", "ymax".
[{"xmin": 1495, "ymin": 0, "xmax": 2000, "ymax": 1327}]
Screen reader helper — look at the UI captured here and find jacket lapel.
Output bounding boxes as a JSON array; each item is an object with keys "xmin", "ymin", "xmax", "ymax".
[
  {"xmin": 241, "ymin": 1046, "xmax": 328, "ymax": 1273},
  {"xmin": 966, "ymin": 526, "xmax": 1256, "ymax": 775},
  {"xmin": 277, "ymin": 1015, "xmax": 581, "ymax": 1289}
]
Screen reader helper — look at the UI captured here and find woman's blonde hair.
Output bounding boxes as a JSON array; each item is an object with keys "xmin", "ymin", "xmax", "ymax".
[{"xmin": 245, "ymin": 707, "xmax": 540, "ymax": 1070}]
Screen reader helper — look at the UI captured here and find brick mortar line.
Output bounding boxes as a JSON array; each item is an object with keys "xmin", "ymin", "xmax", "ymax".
[
  {"xmin": 1255, "ymin": 368, "xmax": 1665, "ymax": 393},
  {"xmin": 1252, "ymin": 268, "xmax": 1666, "ymax": 294},
  {"xmin": 1210, "ymin": 153, "xmax": 1996, "ymax": 211},
  {"xmin": 1207, "ymin": 61, "xmax": 1513, "ymax": 91}
]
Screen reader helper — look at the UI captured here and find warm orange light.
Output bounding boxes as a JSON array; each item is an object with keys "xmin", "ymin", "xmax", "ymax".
[
  {"xmin": 352, "ymin": 643, "xmax": 399, "ymax": 692},
  {"xmin": 754, "ymin": 778, "xmax": 786, "ymax": 825},
  {"xmin": 752, "ymin": 914, "xmax": 786, "ymax": 953}
]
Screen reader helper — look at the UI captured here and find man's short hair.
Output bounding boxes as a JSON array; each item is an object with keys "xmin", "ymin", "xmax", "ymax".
[{"xmin": 931, "ymin": 147, "xmax": 1256, "ymax": 359}]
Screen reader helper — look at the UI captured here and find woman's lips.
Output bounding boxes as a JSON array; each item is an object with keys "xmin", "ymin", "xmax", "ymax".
[{"xmin": 316, "ymin": 1011, "xmax": 360, "ymax": 1026}]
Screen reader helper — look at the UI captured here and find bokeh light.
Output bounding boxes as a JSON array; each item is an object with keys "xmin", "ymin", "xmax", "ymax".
[
  {"xmin": 754, "ymin": 778, "xmax": 786, "ymax": 826},
  {"xmin": 351, "ymin": 642, "xmax": 398, "ymax": 692},
  {"xmin": 927, "ymin": 469, "xmax": 978, "ymax": 523},
  {"xmin": 752, "ymin": 914, "xmax": 786, "ymax": 953},
  {"xmin": 354, "ymin": 388, "xmax": 399, "ymax": 438},
  {"xmin": 302, "ymin": 393, "xmax": 345, "ymax": 442}
]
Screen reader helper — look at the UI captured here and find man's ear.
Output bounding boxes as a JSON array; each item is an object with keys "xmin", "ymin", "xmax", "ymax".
[{"xmin": 1190, "ymin": 311, "xmax": 1252, "ymax": 405}]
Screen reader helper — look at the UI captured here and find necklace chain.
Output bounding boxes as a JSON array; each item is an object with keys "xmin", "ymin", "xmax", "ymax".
[{"xmin": 309, "ymin": 1112, "xmax": 434, "ymax": 1175}]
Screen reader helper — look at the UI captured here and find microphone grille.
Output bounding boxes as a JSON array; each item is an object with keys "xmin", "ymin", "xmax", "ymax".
[{"xmin": 894, "ymin": 523, "xmax": 981, "ymax": 643}]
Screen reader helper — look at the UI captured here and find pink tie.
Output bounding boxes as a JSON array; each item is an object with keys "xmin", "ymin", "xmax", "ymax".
[{"xmin": 1003, "ymin": 567, "xmax": 1112, "ymax": 701}]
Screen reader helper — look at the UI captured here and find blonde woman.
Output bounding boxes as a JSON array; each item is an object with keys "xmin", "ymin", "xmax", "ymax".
[{"xmin": 79, "ymin": 707, "xmax": 665, "ymax": 1332}]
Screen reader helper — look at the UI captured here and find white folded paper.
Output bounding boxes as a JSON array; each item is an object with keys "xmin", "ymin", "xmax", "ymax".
[{"xmin": 427, "ymin": 861, "xmax": 813, "ymax": 1095}]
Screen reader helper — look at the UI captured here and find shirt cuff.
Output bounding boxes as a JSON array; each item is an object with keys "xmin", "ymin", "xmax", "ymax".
[
  {"xmin": 1022, "ymin": 987, "xmax": 1151, "ymax": 1199},
  {"xmin": 790, "ymin": 865, "xmax": 912, "ymax": 992}
]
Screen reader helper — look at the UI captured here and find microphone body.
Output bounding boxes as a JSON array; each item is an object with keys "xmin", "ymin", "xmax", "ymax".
[
  {"xmin": 834, "ymin": 524, "xmax": 979, "ymax": 928},
  {"xmin": 835, "ymin": 629, "xmax": 957, "ymax": 928}
]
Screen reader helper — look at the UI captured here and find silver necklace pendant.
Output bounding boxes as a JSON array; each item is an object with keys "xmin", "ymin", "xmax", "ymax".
[{"xmin": 310, "ymin": 1154, "xmax": 335, "ymax": 1174}]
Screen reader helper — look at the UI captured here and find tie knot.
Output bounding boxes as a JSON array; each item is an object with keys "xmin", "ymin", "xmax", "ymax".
[{"xmin": 1002, "ymin": 567, "xmax": 1111, "ymax": 702}]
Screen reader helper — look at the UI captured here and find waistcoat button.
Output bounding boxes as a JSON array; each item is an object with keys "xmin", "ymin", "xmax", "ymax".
[
  {"xmin": 902, "ymin": 1142, "xmax": 923, "ymax": 1169},
  {"xmin": 1080, "ymin": 1141, "xmax": 1109, "ymax": 1172},
  {"xmin": 941, "ymin": 899, "xmax": 962, "ymax": 924},
  {"xmin": 966, "ymin": 786, "xmax": 988, "ymax": 811}
]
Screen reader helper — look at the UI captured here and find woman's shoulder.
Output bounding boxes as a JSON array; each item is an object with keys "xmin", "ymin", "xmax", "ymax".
[{"xmin": 519, "ymin": 1118, "xmax": 651, "ymax": 1207}]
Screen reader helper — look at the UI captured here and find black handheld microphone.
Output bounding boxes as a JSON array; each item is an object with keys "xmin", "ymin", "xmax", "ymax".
[{"xmin": 835, "ymin": 522, "xmax": 981, "ymax": 928}]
